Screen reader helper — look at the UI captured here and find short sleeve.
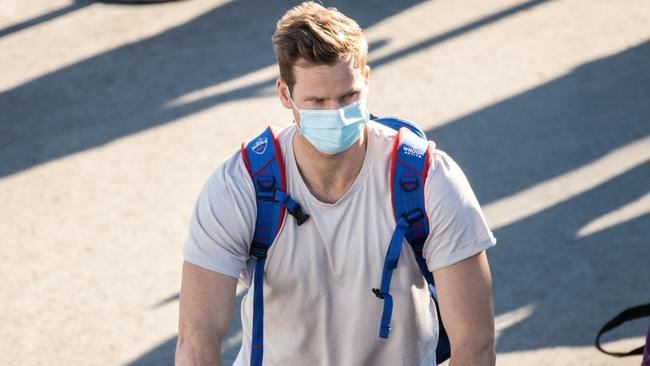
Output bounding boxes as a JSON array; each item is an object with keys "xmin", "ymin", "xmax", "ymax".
[
  {"xmin": 422, "ymin": 150, "xmax": 496, "ymax": 272},
  {"xmin": 182, "ymin": 150, "xmax": 256, "ymax": 278}
]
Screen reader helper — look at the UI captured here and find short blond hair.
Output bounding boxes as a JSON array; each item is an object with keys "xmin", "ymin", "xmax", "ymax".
[{"xmin": 272, "ymin": 2, "xmax": 368, "ymax": 92}]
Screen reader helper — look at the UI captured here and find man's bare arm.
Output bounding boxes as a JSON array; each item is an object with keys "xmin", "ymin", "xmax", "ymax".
[
  {"xmin": 175, "ymin": 261, "xmax": 238, "ymax": 366},
  {"xmin": 434, "ymin": 251, "xmax": 496, "ymax": 366}
]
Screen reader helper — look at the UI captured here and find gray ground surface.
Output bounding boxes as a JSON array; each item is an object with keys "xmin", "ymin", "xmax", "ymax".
[{"xmin": 1, "ymin": 0, "xmax": 648, "ymax": 365}]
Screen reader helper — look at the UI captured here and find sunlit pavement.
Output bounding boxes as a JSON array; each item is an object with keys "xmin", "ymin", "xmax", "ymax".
[{"xmin": 1, "ymin": 1, "xmax": 648, "ymax": 365}]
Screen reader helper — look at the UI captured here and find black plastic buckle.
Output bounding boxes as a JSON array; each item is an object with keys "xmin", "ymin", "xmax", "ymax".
[
  {"xmin": 372, "ymin": 288, "xmax": 384, "ymax": 299},
  {"xmin": 249, "ymin": 241, "xmax": 268, "ymax": 259},
  {"xmin": 399, "ymin": 176, "xmax": 419, "ymax": 192},
  {"xmin": 292, "ymin": 205, "xmax": 310, "ymax": 226},
  {"xmin": 402, "ymin": 208, "xmax": 424, "ymax": 225}
]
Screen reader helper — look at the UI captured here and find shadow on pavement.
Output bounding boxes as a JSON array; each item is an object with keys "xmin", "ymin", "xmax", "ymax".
[
  {"xmin": 425, "ymin": 41, "xmax": 650, "ymax": 352},
  {"xmin": 0, "ymin": 0, "xmax": 421, "ymax": 178},
  {"xmin": 127, "ymin": 292, "xmax": 245, "ymax": 366},
  {"xmin": 0, "ymin": 0, "xmax": 553, "ymax": 179},
  {"xmin": 0, "ymin": 1, "xmax": 92, "ymax": 38},
  {"xmin": 371, "ymin": 0, "xmax": 550, "ymax": 68}
]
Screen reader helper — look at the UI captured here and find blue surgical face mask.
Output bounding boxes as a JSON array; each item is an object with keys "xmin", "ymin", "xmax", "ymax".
[{"xmin": 288, "ymin": 87, "xmax": 370, "ymax": 155}]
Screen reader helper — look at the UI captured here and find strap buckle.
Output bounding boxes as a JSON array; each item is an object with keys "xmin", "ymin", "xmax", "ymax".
[
  {"xmin": 272, "ymin": 189, "xmax": 311, "ymax": 226},
  {"xmin": 256, "ymin": 176, "xmax": 276, "ymax": 191},
  {"xmin": 256, "ymin": 176, "xmax": 276, "ymax": 201},
  {"xmin": 291, "ymin": 205, "xmax": 310, "ymax": 226},
  {"xmin": 249, "ymin": 241, "xmax": 268, "ymax": 259},
  {"xmin": 402, "ymin": 208, "xmax": 424, "ymax": 225},
  {"xmin": 372, "ymin": 288, "xmax": 385, "ymax": 299}
]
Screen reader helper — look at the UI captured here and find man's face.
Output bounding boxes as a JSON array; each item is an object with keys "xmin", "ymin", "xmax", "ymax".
[{"xmin": 278, "ymin": 56, "xmax": 370, "ymax": 125}]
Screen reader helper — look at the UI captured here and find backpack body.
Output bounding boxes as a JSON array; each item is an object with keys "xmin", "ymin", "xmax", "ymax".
[{"xmin": 241, "ymin": 116, "xmax": 450, "ymax": 365}]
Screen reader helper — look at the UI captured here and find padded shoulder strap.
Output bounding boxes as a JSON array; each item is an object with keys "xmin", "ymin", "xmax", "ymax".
[
  {"xmin": 371, "ymin": 114, "xmax": 427, "ymax": 139},
  {"xmin": 241, "ymin": 126, "xmax": 287, "ymax": 256},
  {"xmin": 240, "ymin": 126, "xmax": 286, "ymax": 366},
  {"xmin": 390, "ymin": 127, "xmax": 432, "ymax": 252}
]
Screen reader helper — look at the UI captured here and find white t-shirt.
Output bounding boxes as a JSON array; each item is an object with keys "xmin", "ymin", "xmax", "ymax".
[{"xmin": 183, "ymin": 121, "xmax": 496, "ymax": 366}]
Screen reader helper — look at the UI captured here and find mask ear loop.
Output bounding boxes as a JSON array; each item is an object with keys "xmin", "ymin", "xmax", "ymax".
[
  {"xmin": 339, "ymin": 86, "xmax": 370, "ymax": 125},
  {"xmin": 285, "ymin": 84, "xmax": 300, "ymax": 112},
  {"xmin": 285, "ymin": 84, "xmax": 306, "ymax": 131}
]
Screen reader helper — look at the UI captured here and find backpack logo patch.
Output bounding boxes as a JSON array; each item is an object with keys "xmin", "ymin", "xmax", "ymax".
[
  {"xmin": 402, "ymin": 145, "xmax": 424, "ymax": 158},
  {"xmin": 252, "ymin": 137, "xmax": 268, "ymax": 155}
]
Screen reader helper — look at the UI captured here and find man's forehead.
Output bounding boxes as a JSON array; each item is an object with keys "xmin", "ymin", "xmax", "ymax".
[
  {"xmin": 292, "ymin": 58, "xmax": 364, "ymax": 96},
  {"xmin": 294, "ymin": 58, "xmax": 357, "ymax": 76},
  {"xmin": 293, "ymin": 54, "xmax": 355, "ymax": 68}
]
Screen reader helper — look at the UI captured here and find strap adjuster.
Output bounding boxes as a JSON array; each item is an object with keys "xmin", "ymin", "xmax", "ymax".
[
  {"xmin": 399, "ymin": 176, "xmax": 419, "ymax": 192},
  {"xmin": 249, "ymin": 241, "xmax": 268, "ymax": 259},
  {"xmin": 256, "ymin": 176, "xmax": 276, "ymax": 191},
  {"xmin": 402, "ymin": 208, "xmax": 424, "ymax": 225},
  {"xmin": 256, "ymin": 190, "xmax": 275, "ymax": 201},
  {"xmin": 372, "ymin": 288, "xmax": 385, "ymax": 299},
  {"xmin": 255, "ymin": 176, "xmax": 276, "ymax": 201},
  {"xmin": 273, "ymin": 190, "xmax": 310, "ymax": 226}
]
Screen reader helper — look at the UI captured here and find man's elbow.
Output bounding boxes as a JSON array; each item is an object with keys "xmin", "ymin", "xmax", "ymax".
[
  {"xmin": 468, "ymin": 336, "xmax": 496, "ymax": 365},
  {"xmin": 175, "ymin": 324, "xmax": 223, "ymax": 366},
  {"xmin": 450, "ymin": 332, "xmax": 496, "ymax": 366}
]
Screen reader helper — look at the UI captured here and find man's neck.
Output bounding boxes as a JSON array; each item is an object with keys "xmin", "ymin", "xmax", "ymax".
[{"xmin": 293, "ymin": 127, "xmax": 368, "ymax": 204}]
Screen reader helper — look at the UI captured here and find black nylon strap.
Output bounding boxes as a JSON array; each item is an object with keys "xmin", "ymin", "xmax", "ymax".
[{"xmin": 595, "ymin": 303, "xmax": 650, "ymax": 357}]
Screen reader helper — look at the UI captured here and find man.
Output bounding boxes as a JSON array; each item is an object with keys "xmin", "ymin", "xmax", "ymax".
[{"xmin": 175, "ymin": 2, "xmax": 497, "ymax": 365}]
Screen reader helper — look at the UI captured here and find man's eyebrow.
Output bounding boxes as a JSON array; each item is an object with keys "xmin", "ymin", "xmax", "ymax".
[
  {"xmin": 340, "ymin": 88, "xmax": 361, "ymax": 97},
  {"xmin": 303, "ymin": 89, "xmax": 360, "ymax": 101},
  {"xmin": 303, "ymin": 95, "xmax": 325, "ymax": 101}
]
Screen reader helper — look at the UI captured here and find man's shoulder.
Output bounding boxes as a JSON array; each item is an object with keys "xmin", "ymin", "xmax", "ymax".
[
  {"xmin": 202, "ymin": 146, "xmax": 253, "ymax": 198},
  {"xmin": 370, "ymin": 115, "xmax": 426, "ymax": 138},
  {"xmin": 367, "ymin": 119, "xmax": 399, "ymax": 135},
  {"xmin": 367, "ymin": 120, "xmax": 399, "ymax": 147},
  {"xmin": 366, "ymin": 119, "xmax": 456, "ymax": 179},
  {"xmin": 241, "ymin": 123, "xmax": 297, "ymax": 159}
]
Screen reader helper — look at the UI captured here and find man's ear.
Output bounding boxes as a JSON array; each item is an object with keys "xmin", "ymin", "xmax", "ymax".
[
  {"xmin": 362, "ymin": 65, "xmax": 370, "ymax": 86},
  {"xmin": 276, "ymin": 78, "xmax": 293, "ymax": 109}
]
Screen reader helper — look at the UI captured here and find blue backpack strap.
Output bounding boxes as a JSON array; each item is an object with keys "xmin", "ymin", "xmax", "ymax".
[
  {"xmin": 373, "ymin": 127, "xmax": 431, "ymax": 338},
  {"xmin": 241, "ymin": 126, "xmax": 309, "ymax": 366},
  {"xmin": 374, "ymin": 126, "xmax": 451, "ymax": 364},
  {"xmin": 371, "ymin": 114, "xmax": 427, "ymax": 139}
]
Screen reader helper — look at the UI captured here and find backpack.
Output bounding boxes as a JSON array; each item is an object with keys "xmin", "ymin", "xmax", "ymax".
[
  {"xmin": 595, "ymin": 304, "xmax": 650, "ymax": 366},
  {"xmin": 240, "ymin": 116, "xmax": 451, "ymax": 366}
]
